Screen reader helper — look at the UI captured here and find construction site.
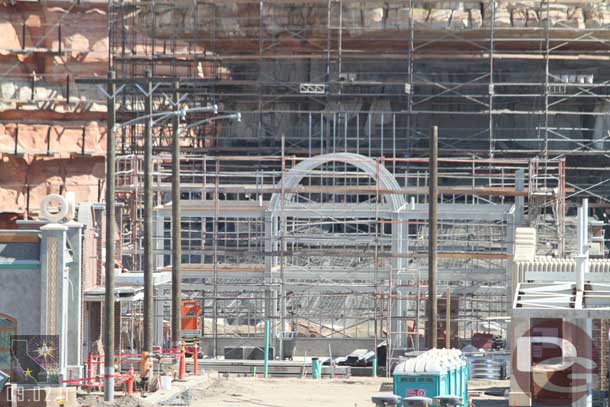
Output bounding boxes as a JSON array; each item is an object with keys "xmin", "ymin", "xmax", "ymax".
[{"xmin": 1, "ymin": 0, "xmax": 610, "ymax": 406}]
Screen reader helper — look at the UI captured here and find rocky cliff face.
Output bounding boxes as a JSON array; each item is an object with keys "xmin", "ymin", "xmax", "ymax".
[
  {"xmin": 0, "ymin": 1, "xmax": 108, "ymax": 218},
  {"xmin": 133, "ymin": 0, "xmax": 610, "ymax": 47}
]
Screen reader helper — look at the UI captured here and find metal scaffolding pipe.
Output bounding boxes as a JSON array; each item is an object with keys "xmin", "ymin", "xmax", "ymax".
[
  {"xmin": 427, "ymin": 126, "xmax": 438, "ymax": 349},
  {"xmin": 171, "ymin": 80, "xmax": 182, "ymax": 347},
  {"xmin": 445, "ymin": 287, "xmax": 451, "ymax": 349},
  {"xmin": 576, "ymin": 198, "xmax": 589, "ymax": 293},
  {"xmin": 143, "ymin": 70, "xmax": 154, "ymax": 352}
]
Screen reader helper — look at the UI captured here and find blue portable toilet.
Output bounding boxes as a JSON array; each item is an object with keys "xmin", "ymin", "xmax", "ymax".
[
  {"xmin": 393, "ymin": 349, "xmax": 468, "ymax": 406},
  {"xmin": 441, "ymin": 349, "xmax": 468, "ymax": 405},
  {"xmin": 448, "ymin": 349, "xmax": 468, "ymax": 404}
]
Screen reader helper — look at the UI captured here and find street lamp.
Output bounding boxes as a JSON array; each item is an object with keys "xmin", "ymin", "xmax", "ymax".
[
  {"xmin": 182, "ymin": 112, "xmax": 242, "ymax": 131},
  {"xmin": 115, "ymin": 104, "xmax": 220, "ymax": 130},
  {"xmin": 101, "ymin": 69, "xmax": 236, "ymax": 401},
  {"xmin": 169, "ymin": 111, "xmax": 241, "ymax": 351}
]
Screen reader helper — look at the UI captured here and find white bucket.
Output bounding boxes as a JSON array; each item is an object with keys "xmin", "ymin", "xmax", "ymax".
[{"xmin": 160, "ymin": 375, "xmax": 172, "ymax": 390}]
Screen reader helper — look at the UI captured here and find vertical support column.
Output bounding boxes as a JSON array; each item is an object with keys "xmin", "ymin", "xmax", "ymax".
[
  {"xmin": 515, "ymin": 169, "xmax": 525, "ymax": 227},
  {"xmin": 373, "ymin": 159, "xmax": 380, "ymax": 352},
  {"xmin": 390, "ymin": 211, "xmax": 403, "ymax": 351},
  {"xmin": 263, "ymin": 210, "xmax": 278, "ymax": 357},
  {"xmin": 278, "ymin": 136, "xmax": 286, "ymax": 359},
  {"xmin": 263, "ymin": 211, "xmax": 273, "ymax": 278},
  {"xmin": 263, "ymin": 209, "xmax": 274, "ymax": 335},
  {"xmin": 445, "ymin": 287, "xmax": 451, "ymax": 349},
  {"xmin": 506, "ymin": 210, "xmax": 516, "ymax": 351},
  {"xmin": 65, "ymin": 220, "xmax": 84, "ymax": 378},
  {"xmin": 104, "ymin": 70, "xmax": 116, "ymax": 402},
  {"xmin": 256, "ymin": 0, "xmax": 265, "ymax": 148},
  {"xmin": 171, "ymin": 80, "xmax": 182, "ymax": 348},
  {"xmin": 212, "ymin": 160, "xmax": 220, "ymax": 357},
  {"xmin": 40, "ymin": 224, "xmax": 69, "ymax": 382},
  {"xmin": 509, "ymin": 316, "xmax": 532, "ymax": 406},
  {"xmin": 143, "ymin": 70, "xmax": 154, "ymax": 353},
  {"xmin": 325, "ymin": 0, "xmax": 331, "ymax": 83},
  {"xmin": 558, "ymin": 158, "xmax": 566, "ymax": 257},
  {"xmin": 264, "ymin": 319, "xmax": 270, "ymax": 378},
  {"xmin": 543, "ymin": 0, "xmax": 551, "ymax": 156},
  {"xmin": 427, "ymin": 126, "xmax": 438, "ymax": 349},
  {"xmin": 573, "ymin": 199, "xmax": 591, "ymax": 406},
  {"xmin": 576, "ymin": 199, "xmax": 589, "ymax": 293},
  {"xmin": 488, "ymin": 0, "xmax": 496, "ymax": 158}
]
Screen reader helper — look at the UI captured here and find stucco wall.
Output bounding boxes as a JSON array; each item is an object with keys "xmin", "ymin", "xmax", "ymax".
[{"xmin": 0, "ymin": 266, "xmax": 41, "ymax": 336}]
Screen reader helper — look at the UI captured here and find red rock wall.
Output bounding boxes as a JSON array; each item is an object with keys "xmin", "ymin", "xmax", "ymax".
[
  {"xmin": 0, "ymin": 155, "xmax": 105, "ymax": 216},
  {"xmin": 0, "ymin": 2, "xmax": 108, "ymax": 220},
  {"xmin": 0, "ymin": 121, "xmax": 107, "ymax": 155},
  {"xmin": 131, "ymin": 0, "xmax": 610, "ymax": 54}
]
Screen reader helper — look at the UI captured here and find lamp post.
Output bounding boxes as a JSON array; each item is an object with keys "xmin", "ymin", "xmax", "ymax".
[
  {"xmin": 110, "ymin": 107, "xmax": 241, "ymax": 352},
  {"xmin": 104, "ymin": 70, "xmax": 116, "ymax": 402}
]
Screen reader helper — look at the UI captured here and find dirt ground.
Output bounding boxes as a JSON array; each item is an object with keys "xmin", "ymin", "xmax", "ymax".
[
  {"xmin": 191, "ymin": 376, "xmax": 387, "ymax": 407},
  {"xmin": 79, "ymin": 376, "xmax": 508, "ymax": 407},
  {"xmin": 189, "ymin": 376, "xmax": 508, "ymax": 407}
]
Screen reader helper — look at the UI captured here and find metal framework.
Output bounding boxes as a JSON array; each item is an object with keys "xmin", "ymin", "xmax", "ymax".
[
  {"xmin": 151, "ymin": 154, "xmax": 516, "ymax": 362},
  {"xmin": 104, "ymin": 0, "xmax": 600, "ymax": 366},
  {"xmin": 110, "ymin": 143, "xmax": 560, "ymax": 366},
  {"xmin": 109, "ymin": 0, "xmax": 610, "ymax": 199}
]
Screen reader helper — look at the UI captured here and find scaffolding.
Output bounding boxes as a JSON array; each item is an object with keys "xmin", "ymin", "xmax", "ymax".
[
  {"xmin": 105, "ymin": 0, "xmax": 601, "ymax": 365},
  {"xmin": 111, "ymin": 147, "xmax": 560, "ymax": 365},
  {"xmin": 110, "ymin": 0, "xmax": 610, "ymax": 198}
]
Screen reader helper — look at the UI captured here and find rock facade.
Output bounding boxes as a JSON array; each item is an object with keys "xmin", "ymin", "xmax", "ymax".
[
  {"xmin": 0, "ymin": 1, "xmax": 108, "ymax": 217},
  {"xmin": 134, "ymin": 0, "xmax": 610, "ymax": 40}
]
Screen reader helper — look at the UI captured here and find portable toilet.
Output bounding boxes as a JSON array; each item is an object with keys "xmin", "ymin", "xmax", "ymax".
[
  {"xmin": 393, "ymin": 350, "xmax": 449, "ymax": 400},
  {"xmin": 451, "ymin": 350, "xmax": 468, "ymax": 404},
  {"xmin": 447, "ymin": 349, "xmax": 468, "ymax": 405},
  {"xmin": 443, "ymin": 351, "xmax": 459, "ymax": 400},
  {"xmin": 441, "ymin": 349, "xmax": 468, "ymax": 405},
  {"xmin": 393, "ymin": 349, "xmax": 468, "ymax": 405}
]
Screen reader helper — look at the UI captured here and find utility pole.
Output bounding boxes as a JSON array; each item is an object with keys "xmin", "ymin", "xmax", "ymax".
[
  {"xmin": 104, "ymin": 70, "xmax": 116, "ymax": 402},
  {"xmin": 143, "ymin": 70, "xmax": 154, "ymax": 352},
  {"xmin": 427, "ymin": 126, "xmax": 438, "ymax": 349},
  {"xmin": 171, "ymin": 80, "xmax": 182, "ymax": 347}
]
